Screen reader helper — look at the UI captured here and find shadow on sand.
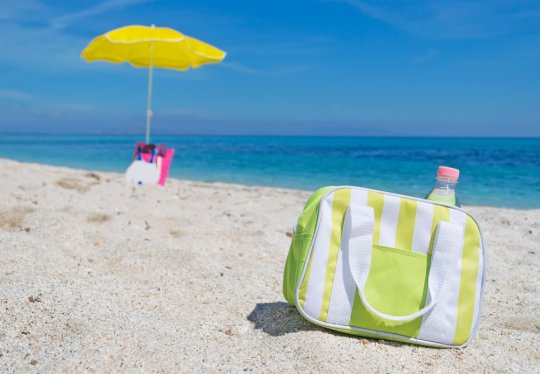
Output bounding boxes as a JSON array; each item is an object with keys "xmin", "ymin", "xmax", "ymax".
[
  {"xmin": 247, "ymin": 302, "xmax": 319, "ymax": 336},
  {"xmin": 247, "ymin": 301, "xmax": 409, "ymax": 347}
]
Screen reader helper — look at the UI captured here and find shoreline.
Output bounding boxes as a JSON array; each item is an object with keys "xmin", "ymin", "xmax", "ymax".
[
  {"xmin": 0, "ymin": 157, "xmax": 535, "ymax": 211},
  {"xmin": 0, "ymin": 157, "xmax": 538, "ymax": 371}
]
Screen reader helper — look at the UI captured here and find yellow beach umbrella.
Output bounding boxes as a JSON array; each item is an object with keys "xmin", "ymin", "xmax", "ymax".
[{"xmin": 81, "ymin": 25, "xmax": 226, "ymax": 143}]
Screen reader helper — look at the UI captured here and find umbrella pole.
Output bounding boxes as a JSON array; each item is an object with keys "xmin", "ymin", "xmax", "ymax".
[{"xmin": 145, "ymin": 41, "xmax": 154, "ymax": 144}]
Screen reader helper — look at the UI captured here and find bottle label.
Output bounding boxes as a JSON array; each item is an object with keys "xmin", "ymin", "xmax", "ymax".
[{"xmin": 427, "ymin": 191, "xmax": 456, "ymax": 205}]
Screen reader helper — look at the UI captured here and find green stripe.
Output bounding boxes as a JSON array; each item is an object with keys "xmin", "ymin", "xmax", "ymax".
[
  {"xmin": 319, "ymin": 188, "xmax": 351, "ymax": 321},
  {"xmin": 428, "ymin": 205, "xmax": 450, "ymax": 254},
  {"xmin": 395, "ymin": 198, "xmax": 417, "ymax": 251},
  {"xmin": 454, "ymin": 216, "xmax": 481, "ymax": 345},
  {"xmin": 298, "ymin": 242, "xmax": 314, "ymax": 308},
  {"xmin": 366, "ymin": 191, "xmax": 385, "ymax": 246}
]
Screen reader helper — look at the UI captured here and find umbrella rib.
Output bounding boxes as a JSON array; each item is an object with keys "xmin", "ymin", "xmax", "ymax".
[
  {"xmin": 183, "ymin": 38, "xmax": 225, "ymax": 61},
  {"xmin": 104, "ymin": 34, "xmax": 185, "ymax": 44}
]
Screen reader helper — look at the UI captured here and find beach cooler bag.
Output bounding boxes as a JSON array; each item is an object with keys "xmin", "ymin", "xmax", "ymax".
[{"xmin": 283, "ymin": 186, "xmax": 485, "ymax": 348}]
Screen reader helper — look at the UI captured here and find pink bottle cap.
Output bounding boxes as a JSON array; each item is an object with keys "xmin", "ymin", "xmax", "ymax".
[{"xmin": 437, "ymin": 166, "xmax": 460, "ymax": 181}]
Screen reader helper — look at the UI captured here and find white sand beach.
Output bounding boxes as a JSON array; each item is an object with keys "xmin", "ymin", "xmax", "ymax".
[{"xmin": 0, "ymin": 158, "xmax": 538, "ymax": 372}]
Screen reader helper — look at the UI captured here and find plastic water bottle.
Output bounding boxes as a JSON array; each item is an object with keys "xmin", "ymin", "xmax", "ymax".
[{"xmin": 425, "ymin": 166, "xmax": 461, "ymax": 207}]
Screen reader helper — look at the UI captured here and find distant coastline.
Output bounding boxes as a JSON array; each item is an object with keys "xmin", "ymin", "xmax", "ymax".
[{"xmin": 1, "ymin": 132, "xmax": 539, "ymax": 139}]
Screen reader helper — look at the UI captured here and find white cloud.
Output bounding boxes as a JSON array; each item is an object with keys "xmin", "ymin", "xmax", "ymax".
[
  {"xmin": 0, "ymin": 87, "xmax": 34, "ymax": 101},
  {"xmin": 219, "ymin": 62, "xmax": 308, "ymax": 76},
  {"xmin": 229, "ymin": 36, "xmax": 331, "ymax": 57},
  {"xmin": 0, "ymin": 1, "xmax": 149, "ymax": 71},
  {"xmin": 0, "ymin": 0, "xmax": 45, "ymax": 20},
  {"xmin": 49, "ymin": 0, "xmax": 150, "ymax": 29},
  {"xmin": 335, "ymin": 0, "xmax": 540, "ymax": 39},
  {"xmin": 0, "ymin": 22, "xmax": 94, "ymax": 70}
]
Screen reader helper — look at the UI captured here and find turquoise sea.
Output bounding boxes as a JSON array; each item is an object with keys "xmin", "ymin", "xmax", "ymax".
[{"xmin": 0, "ymin": 135, "xmax": 538, "ymax": 209}]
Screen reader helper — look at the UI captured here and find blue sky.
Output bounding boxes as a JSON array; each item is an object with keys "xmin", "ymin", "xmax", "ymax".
[{"xmin": 0, "ymin": 0, "xmax": 539, "ymax": 136}]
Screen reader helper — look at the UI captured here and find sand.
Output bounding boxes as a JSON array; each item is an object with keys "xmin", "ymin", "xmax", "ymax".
[{"xmin": 0, "ymin": 158, "xmax": 538, "ymax": 373}]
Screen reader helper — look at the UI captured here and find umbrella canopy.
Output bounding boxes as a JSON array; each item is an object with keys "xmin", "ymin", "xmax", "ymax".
[{"xmin": 81, "ymin": 25, "xmax": 226, "ymax": 142}]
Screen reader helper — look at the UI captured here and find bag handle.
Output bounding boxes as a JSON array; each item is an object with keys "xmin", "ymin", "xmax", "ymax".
[
  {"xmin": 345, "ymin": 205, "xmax": 464, "ymax": 322},
  {"xmin": 149, "ymin": 148, "xmax": 156, "ymax": 163},
  {"xmin": 136, "ymin": 147, "xmax": 157, "ymax": 163}
]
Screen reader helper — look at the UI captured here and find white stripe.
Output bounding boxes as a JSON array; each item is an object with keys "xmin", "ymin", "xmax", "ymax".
[
  {"xmin": 447, "ymin": 209, "xmax": 468, "ymax": 336},
  {"xmin": 471, "ymin": 241, "xmax": 484, "ymax": 335},
  {"xmin": 449, "ymin": 209, "xmax": 467, "ymax": 227},
  {"xmin": 411, "ymin": 202, "xmax": 434, "ymax": 254},
  {"xmin": 326, "ymin": 189, "xmax": 367, "ymax": 325},
  {"xmin": 378, "ymin": 195, "xmax": 401, "ymax": 248},
  {"xmin": 417, "ymin": 209, "xmax": 466, "ymax": 344},
  {"xmin": 303, "ymin": 193, "xmax": 334, "ymax": 319}
]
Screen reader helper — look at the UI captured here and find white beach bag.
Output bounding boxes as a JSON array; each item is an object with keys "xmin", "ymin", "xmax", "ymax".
[{"xmin": 125, "ymin": 148, "xmax": 161, "ymax": 185}]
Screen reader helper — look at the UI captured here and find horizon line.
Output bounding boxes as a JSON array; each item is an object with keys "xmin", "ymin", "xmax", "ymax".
[{"xmin": 1, "ymin": 132, "xmax": 539, "ymax": 139}]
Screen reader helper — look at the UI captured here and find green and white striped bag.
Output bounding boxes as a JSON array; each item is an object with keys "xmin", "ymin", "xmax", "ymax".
[{"xmin": 283, "ymin": 186, "xmax": 485, "ymax": 348}]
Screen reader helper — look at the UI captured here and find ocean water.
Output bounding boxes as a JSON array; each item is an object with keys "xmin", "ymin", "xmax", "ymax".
[{"xmin": 0, "ymin": 135, "xmax": 538, "ymax": 209}]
